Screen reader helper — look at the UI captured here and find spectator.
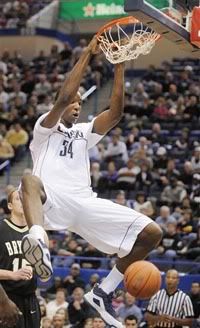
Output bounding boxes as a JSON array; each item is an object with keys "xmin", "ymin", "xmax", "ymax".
[
  {"xmin": 80, "ymin": 245, "xmax": 102, "ymax": 269},
  {"xmin": 180, "ymin": 161, "xmax": 194, "ymax": 187},
  {"xmin": 164, "ymin": 159, "xmax": 180, "ymax": 180},
  {"xmin": 55, "ymin": 307, "xmax": 69, "ymax": 327},
  {"xmin": 189, "ymin": 282, "xmax": 200, "ymax": 318},
  {"xmin": 191, "ymin": 147, "xmax": 200, "ymax": 173},
  {"xmin": 92, "ymin": 314, "xmax": 107, "ymax": 328},
  {"xmin": 46, "ymin": 289, "xmax": 68, "ymax": 320},
  {"xmin": 177, "ymin": 209, "xmax": 196, "ymax": 240},
  {"xmin": 149, "ymin": 222, "xmax": 183, "ymax": 259},
  {"xmin": 63, "ymin": 263, "xmax": 85, "ymax": 295},
  {"xmin": 41, "ymin": 316, "xmax": 52, "ymax": 328},
  {"xmin": 131, "ymin": 82, "xmax": 149, "ymax": 108},
  {"xmin": 124, "ymin": 314, "xmax": 138, "ymax": 328},
  {"xmin": 135, "ymin": 162, "xmax": 153, "ymax": 193},
  {"xmin": 161, "ymin": 176, "xmax": 187, "ymax": 205},
  {"xmin": 68, "ymin": 287, "xmax": 93, "ymax": 328},
  {"xmin": 117, "ymin": 292, "xmax": 143, "ymax": 324},
  {"xmin": 178, "ymin": 223, "xmax": 200, "ymax": 260},
  {"xmin": 145, "ymin": 269, "xmax": 194, "ymax": 327},
  {"xmin": 117, "ymin": 159, "xmax": 140, "ymax": 190},
  {"xmin": 39, "ymin": 301, "xmax": 47, "ymax": 319},
  {"xmin": 133, "ymin": 191, "xmax": 154, "ymax": 217},
  {"xmin": 155, "ymin": 206, "xmax": 177, "ymax": 232},
  {"xmin": 5, "ymin": 123, "xmax": 28, "ymax": 161},
  {"xmin": 114, "ymin": 190, "xmax": 128, "ymax": 207},
  {"xmin": 0, "ymin": 134, "xmax": 14, "ymax": 165},
  {"xmin": 150, "ymin": 122, "xmax": 166, "ymax": 145},
  {"xmin": 154, "ymin": 147, "xmax": 168, "ymax": 173},
  {"xmin": 51, "ymin": 313, "xmax": 65, "ymax": 328},
  {"xmin": 98, "ymin": 161, "xmax": 118, "ymax": 192},
  {"xmin": 104, "ymin": 134, "xmax": 128, "ymax": 163},
  {"xmin": 85, "ymin": 273, "xmax": 100, "ymax": 292},
  {"xmin": 34, "ymin": 74, "xmax": 51, "ymax": 96},
  {"xmin": 153, "ymin": 97, "xmax": 169, "ymax": 120},
  {"xmin": 84, "ymin": 318, "xmax": 93, "ymax": 328},
  {"xmin": 46, "ymin": 276, "xmax": 63, "ymax": 297}
]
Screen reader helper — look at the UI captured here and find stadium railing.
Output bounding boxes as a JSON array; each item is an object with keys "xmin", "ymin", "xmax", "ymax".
[{"xmin": 38, "ymin": 256, "xmax": 200, "ymax": 294}]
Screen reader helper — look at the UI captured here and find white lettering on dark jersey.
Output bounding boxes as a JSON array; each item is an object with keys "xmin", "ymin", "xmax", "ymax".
[{"xmin": 5, "ymin": 241, "xmax": 22, "ymax": 256}]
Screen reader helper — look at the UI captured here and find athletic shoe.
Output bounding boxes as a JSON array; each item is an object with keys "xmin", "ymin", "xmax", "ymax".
[
  {"xmin": 21, "ymin": 234, "xmax": 53, "ymax": 281},
  {"xmin": 84, "ymin": 284, "xmax": 124, "ymax": 328}
]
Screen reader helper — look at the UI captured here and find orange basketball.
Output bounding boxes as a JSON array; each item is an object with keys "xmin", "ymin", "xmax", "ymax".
[{"xmin": 124, "ymin": 260, "xmax": 161, "ymax": 299}]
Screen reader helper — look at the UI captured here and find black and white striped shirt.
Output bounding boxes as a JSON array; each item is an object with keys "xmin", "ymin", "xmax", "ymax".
[{"xmin": 147, "ymin": 289, "xmax": 194, "ymax": 328}]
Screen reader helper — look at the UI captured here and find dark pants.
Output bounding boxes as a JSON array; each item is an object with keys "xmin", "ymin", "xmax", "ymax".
[{"xmin": 1, "ymin": 293, "xmax": 41, "ymax": 328}]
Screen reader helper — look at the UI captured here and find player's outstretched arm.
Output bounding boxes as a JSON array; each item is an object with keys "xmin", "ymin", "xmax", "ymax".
[
  {"xmin": 42, "ymin": 36, "xmax": 99, "ymax": 128},
  {"xmin": 93, "ymin": 62, "xmax": 125, "ymax": 135},
  {"xmin": 0, "ymin": 284, "xmax": 20, "ymax": 326}
]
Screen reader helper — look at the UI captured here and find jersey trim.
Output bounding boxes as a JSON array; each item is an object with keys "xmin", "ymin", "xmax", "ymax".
[{"xmin": 4, "ymin": 219, "xmax": 29, "ymax": 233}]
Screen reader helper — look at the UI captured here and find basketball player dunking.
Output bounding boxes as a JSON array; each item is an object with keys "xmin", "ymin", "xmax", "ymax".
[{"xmin": 20, "ymin": 36, "xmax": 162, "ymax": 328}]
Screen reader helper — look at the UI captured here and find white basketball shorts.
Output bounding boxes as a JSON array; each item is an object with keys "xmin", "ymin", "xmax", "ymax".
[{"xmin": 43, "ymin": 185, "xmax": 153, "ymax": 258}]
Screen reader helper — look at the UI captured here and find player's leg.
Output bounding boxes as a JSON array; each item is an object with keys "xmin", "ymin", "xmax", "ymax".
[
  {"xmin": 24, "ymin": 294, "xmax": 40, "ymax": 328},
  {"xmin": 78, "ymin": 198, "xmax": 162, "ymax": 327},
  {"xmin": 85, "ymin": 223, "xmax": 162, "ymax": 328},
  {"xmin": 116, "ymin": 221, "xmax": 162, "ymax": 273},
  {"xmin": 20, "ymin": 175, "xmax": 53, "ymax": 281}
]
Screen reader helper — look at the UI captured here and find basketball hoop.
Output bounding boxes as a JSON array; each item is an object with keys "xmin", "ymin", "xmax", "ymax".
[{"xmin": 97, "ymin": 16, "xmax": 161, "ymax": 64}]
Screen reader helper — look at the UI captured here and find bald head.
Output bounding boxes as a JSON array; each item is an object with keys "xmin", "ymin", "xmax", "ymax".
[{"xmin": 165, "ymin": 269, "xmax": 179, "ymax": 293}]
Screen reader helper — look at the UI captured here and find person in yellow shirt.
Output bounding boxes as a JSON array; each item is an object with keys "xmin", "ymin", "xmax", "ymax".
[
  {"xmin": 6, "ymin": 123, "xmax": 28, "ymax": 162},
  {"xmin": 0, "ymin": 135, "xmax": 14, "ymax": 162},
  {"xmin": 0, "ymin": 135, "xmax": 14, "ymax": 175}
]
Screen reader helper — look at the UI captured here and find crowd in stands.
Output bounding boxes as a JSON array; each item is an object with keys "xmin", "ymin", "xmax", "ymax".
[
  {"xmin": 0, "ymin": 38, "xmax": 200, "ymax": 326},
  {"xmin": 0, "ymin": 0, "xmax": 53, "ymax": 29},
  {"xmin": 36, "ymin": 277, "xmax": 199, "ymax": 327},
  {"xmin": 0, "ymin": 39, "xmax": 110, "ymax": 169}
]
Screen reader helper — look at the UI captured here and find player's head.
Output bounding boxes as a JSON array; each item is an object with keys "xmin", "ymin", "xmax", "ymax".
[
  {"xmin": 124, "ymin": 315, "xmax": 138, "ymax": 328},
  {"xmin": 7, "ymin": 189, "xmax": 25, "ymax": 219},
  {"xmin": 59, "ymin": 92, "xmax": 82, "ymax": 127}
]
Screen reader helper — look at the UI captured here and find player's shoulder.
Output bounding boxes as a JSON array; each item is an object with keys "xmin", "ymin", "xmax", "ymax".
[
  {"xmin": 0, "ymin": 219, "xmax": 9, "ymax": 239},
  {"xmin": 0, "ymin": 219, "xmax": 7, "ymax": 230}
]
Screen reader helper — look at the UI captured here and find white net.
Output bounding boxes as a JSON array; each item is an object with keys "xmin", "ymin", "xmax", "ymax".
[{"xmin": 98, "ymin": 20, "xmax": 160, "ymax": 64}]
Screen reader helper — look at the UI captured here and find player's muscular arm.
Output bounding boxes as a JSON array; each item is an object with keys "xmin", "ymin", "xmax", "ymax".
[
  {"xmin": 42, "ymin": 36, "xmax": 99, "ymax": 128},
  {"xmin": 0, "ymin": 284, "xmax": 20, "ymax": 326},
  {"xmin": 93, "ymin": 62, "xmax": 125, "ymax": 135}
]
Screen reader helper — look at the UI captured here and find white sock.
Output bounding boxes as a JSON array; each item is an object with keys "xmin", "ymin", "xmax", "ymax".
[
  {"xmin": 29, "ymin": 225, "xmax": 45, "ymax": 242},
  {"xmin": 99, "ymin": 265, "xmax": 124, "ymax": 294}
]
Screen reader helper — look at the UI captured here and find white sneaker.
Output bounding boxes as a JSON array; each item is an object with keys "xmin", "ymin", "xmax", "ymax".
[
  {"xmin": 84, "ymin": 285, "xmax": 124, "ymax": 328},
  {"xmin": 21, "ymin": 234, "xmax": 53, "ymax": 281}
]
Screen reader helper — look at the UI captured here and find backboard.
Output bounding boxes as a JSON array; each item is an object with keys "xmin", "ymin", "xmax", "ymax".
[{"xmin": 124, "ymin": 0, "xmax": 200, "ymax": 54}]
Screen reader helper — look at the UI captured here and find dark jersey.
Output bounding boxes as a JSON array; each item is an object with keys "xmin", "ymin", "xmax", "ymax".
[{"xmin": 0, "ymin": 219, "xmax": 37, "ymax": 296}]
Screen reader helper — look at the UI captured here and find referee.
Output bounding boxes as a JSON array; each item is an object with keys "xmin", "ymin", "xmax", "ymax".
[{"xmin": 145, "ymin": 269, "xmax": 194, "ymax": 328}]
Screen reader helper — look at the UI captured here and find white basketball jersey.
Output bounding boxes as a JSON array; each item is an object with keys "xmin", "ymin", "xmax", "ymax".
[{"xmin": 30, "ymin": 113, "xmax": 103, "ymax": 197}]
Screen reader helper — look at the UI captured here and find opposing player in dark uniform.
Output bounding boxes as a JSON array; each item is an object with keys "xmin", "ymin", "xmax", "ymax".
[{"xmin": 0, "ymin": 189, "xmax": 40, "ymax": 328}]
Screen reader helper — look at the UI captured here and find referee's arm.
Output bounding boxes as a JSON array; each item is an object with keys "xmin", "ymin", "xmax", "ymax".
[
  {"xmin": 145, "ymin": 293, "xmax": 164, "ymax": 326},
  {"xmin": 164, "ymin": 295, "xmax": 194, "ymax": 327},
  {"xmin": 145, "ymin": 311, "xmax": 168, "ymax": 326}
]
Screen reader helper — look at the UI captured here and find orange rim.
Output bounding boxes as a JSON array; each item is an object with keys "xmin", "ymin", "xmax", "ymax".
[{"xmin": 97, "ymin": 16, "xmax": 139, "ymax": 37}]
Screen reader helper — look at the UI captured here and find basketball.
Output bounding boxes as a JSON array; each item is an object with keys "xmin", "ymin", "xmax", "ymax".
[{"xmin": 124, "ymin": 261, "xmax": 161, "ymax": 299}]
